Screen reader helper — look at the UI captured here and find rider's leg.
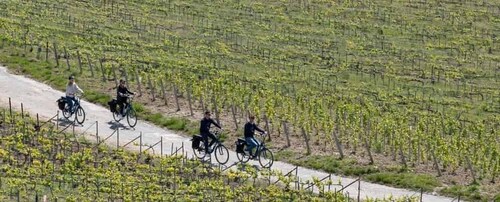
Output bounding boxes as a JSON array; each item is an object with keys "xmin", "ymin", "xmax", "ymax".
[
  {"xmin": 245, "ymin": 137, "xmax": 258, "ymax": 156},
  {"xmin": 201, "ymin": 133, "xmax": 209, "ymax": 153},
  {"xmin": 207, "ymin": 132, "xmax": 217, "ymax": 147},
  {"xmin": 65, "ymin": 96, "xmax": 74, "ymax": 112},
  {"xmin": 117, "ymin": 98, "xmax": 125, "ymax": 115}
]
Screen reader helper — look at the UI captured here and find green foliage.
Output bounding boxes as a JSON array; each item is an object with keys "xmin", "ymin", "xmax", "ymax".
[{"xmin": 365, "ymin": 173, "xmax": 441, "ymax": 192}]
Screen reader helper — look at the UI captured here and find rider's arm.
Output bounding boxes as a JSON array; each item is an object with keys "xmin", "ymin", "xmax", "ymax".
[
  {"xmin": 254, "ymin": 124, "xmax": 265, "ymax": 134},
  {"xmin": 74, "ymin": 84, "xmax": 84, "ymax": 94},
  {"xmin": 210, "ymin": 118, "xmax": 221, "ymax": 129},
  {"xmin": 125, "ymin": 87, "xmax": 134, "ymax": 95}
]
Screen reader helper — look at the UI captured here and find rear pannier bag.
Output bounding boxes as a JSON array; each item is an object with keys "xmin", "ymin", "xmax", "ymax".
[
  {"xmin": 108, "ymin": 99, "xmax": 118, "ymax": 113},
  {"xmin": 57, "ymin": 97, "xmax": 66, "ymax": 110},
  {"xmin": 236, "ymin": 138, "xmax": 247, "ymax": 153},
  {"xmin": 192, "ymin": 135, "xmax": 202, "ymax": 149}
]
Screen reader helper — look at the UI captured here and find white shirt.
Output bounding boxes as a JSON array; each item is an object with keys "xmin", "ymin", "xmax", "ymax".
[{"xmin": 66, "ymin": 83, "xmax": 84, "ymax": 97}]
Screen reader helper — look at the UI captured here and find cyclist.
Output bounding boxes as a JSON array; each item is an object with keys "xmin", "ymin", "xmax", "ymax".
[
  {"xmin": 244, "ymin": 115, "xmax": 266, "ymax": 158},
  {"xmin": 65, "ymin": 76, "xmax": 84, "ymax": 113},
  {"xmin": 199, "ymin": 111, "xmax": 222, "ymax": 153},
  {"xmin": 116, "ymin": 79, "xmax": 134, "ymax": 117}
]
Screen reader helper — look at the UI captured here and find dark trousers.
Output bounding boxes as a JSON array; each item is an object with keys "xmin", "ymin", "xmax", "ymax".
[
  {"xmin": 117, "ymin": 97, "xmax": 128, "ymax": 115},
  {"xmin": 65, "ymin": 96, "xmax": 77, "ymax": 112},
  {"xmin": 201, "ymin": 132, "xmax": 216, "ymax": 153}
]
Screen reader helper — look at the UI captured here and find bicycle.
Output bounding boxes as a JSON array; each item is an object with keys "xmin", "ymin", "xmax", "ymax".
[
  {"xmin": 235, "ymin": 132, "xmax": 274, "ymax": 168},
  {"xmin": 112, "ymin": 95, "xmax": 137, "ymax": 128},
  {"xmin": 192, "ymin": 130, "xmax": 229, "ymax": 165},
  {"xmin": 60, "ymin": 96, "xmax": 86, "ymax": 125}
]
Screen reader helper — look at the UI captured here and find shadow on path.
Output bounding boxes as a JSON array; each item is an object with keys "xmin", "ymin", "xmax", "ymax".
[{"xmin": 107, "ymin": 120, "xmax": 135, "ymax": 131}]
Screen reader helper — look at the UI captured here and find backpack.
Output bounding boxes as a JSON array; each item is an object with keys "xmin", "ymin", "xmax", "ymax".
[
  {"xmin": 108, "ymin": 99, "xmax": 117, "ymax": 113},
  {"xmin": 56, "ymin": 97, "xmax": 66, "ymax": 110}
]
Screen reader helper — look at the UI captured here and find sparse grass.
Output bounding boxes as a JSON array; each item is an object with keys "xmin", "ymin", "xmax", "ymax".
[
  {"xmin": 365, "ymin": 173, "xmax": 441, "ymax": 192},
  {"xmin": 439, "ymin": 184, "xmax": 486, "ymax": 202},
  {"xmin": 275, "ymin": 150, "xmax": 441, "ymax": 192}
]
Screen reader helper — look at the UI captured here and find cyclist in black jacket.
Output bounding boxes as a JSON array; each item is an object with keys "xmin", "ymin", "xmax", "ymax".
[
  {"xmin": 244, "ymin": 115, "xmax": 266, "ymax": 158},
  {"xmin": 200, "ymin": 111, "xmax": 222, "ymax": 153},
  {"xmin": 117, "ymin": 79, "xmax": 134, "ymax": 117}
]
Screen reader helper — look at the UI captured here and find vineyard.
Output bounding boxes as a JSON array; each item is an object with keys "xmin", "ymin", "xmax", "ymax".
[
  {"xmin": 0, "ymin": 0, "xmax": 499, "ymax": 200},
  {"xmin": 0, "ymin": 104, "xmax": 324, "ymax": 201},
  {"xmin": 0, "ymin": 100, "xmax": 427, "ymax": 201}
]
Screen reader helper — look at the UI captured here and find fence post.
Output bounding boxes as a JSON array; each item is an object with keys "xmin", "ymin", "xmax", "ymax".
[
  {"xmin": 160, "ymin": 136, "xmax": 163, "ymax": 156},
  {"xmin": 139, "ymin": 132, "xmax": 142, "ymax": 153},
  {"xmin": 8, "ymin": 97, "xmax": 12, "ymax": 124},
  {"xmin": 96, "ymin": 121, "xmax": 99, "ymax": 143},
  {"xmin": 357, "ymin": 178, "xmax": 361, "ymax": 202},
  {"xmin": 20, "ymin": 103, "xmax": 24, "ymax": 119},
  {"xmin": 116, "ymin": 128, "xmax": 120, "ymax": 148}
]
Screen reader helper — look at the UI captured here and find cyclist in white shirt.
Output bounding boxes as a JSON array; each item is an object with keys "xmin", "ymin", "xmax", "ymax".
[{"xmin": 65, "ymin": 76, "xmax": 84, "ymax": 113}]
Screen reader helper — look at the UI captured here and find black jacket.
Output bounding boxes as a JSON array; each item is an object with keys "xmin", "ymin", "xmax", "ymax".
[
  {"xmin": 200, "ymin": 118, "xmax": 221, "ymax": 134},
  {"xmin": 244, "ymin": 122, "xmax": 264, "ymax": 138},
  {"xmin": 117, "ymin": 85, "xmax": 134, "ymax": 99}
]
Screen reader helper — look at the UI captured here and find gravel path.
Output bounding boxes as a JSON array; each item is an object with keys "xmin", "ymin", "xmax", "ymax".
[{"xmin": 0, "ymin": 65, "xmax": 454, "ymax": 201}]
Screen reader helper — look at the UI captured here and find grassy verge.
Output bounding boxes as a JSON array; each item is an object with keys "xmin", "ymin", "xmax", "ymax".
[{"xmin": 275, "ymin": 150, "xmax": 441, "ymax": 192}]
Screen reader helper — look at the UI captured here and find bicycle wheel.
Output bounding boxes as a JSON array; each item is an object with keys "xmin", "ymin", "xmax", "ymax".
[
  {"xmin": 75, "ymin": 106, "xmax": 86, "ymax": 124},
  {"xmin": 236, "ymin": 150, "xmax": 250, "ymax": 163},
  {"xmin": 258, "ymin": 148, "xmax": 274, "ymax": 168},
  {"xmin": 112, "ymin": 111, "xmax": 121, "ymax": 122},
  {"xmin": 214, "ymin": 144, "xmax": 229, "ymax": 165},
  {"xmin": 62, "ymin": 106, "xmax": 72, "ymax": 120},
  {"xmin": 127, "ymin": 108, "xmax": 137, "ymax": 128},
  {"xmin": 193, "ymin": 143, "xmax": 206, "ymax": 159}
]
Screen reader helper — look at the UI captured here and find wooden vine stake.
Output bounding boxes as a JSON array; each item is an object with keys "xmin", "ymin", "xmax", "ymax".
[
  {"xmin": 36, "ymin": 43, "xmax": 41, "ymax": 59},
  {"xmin": 64, "ymin": 47, "xmax": 70, "ymax": 70},
  {"xmin": 364, "ymin": 120, "xmax": 374, "ymax": 164},
  {"xmin": 53, "ymin": 42, "xmax": 59, "ymax": 67},
  {"xmin": 431, "ymin": 149, "xmax": 442, "ymax": 176},
  {"xmin": 199, "ymin": 95, "xmax": 205, "ymax": 112},
  {"xmin": 301, "ymin": 127, "xmax": 311, "ymax": 155},
  {"xmin": 134, "ymin": 68, "xmax": 142, "ymax": 96},
  {"xmin": 122, "ymin": 67, "xmax": 129, "ymax": 84},
  {"xmin": 283, "ymin": 121, "xmax": 291, "ymax": 147},
  {"xmin": 465, "ymin": 156, "xmax": 477, "ymax": 183},
  {"xmin": 77, "ymin": 50, "xmax": 82, "ymax": 74},
  {"xmin": 186, "ymin": 87, "xmax": 194, "ymax": 116},
  {"xmin": 112, "ymin": 64, "xmax": 118, "ymax": 87},
  {"xmin": 159, "ymin": 78, "xmax": 168, "ymax": 105},
  {"xmin": 263, "ymin": 115, "xmax": 271, "ymax": 141},
  {"xmin": 212, "ymin": 95, "xmax": 220, "ymax": 125},
  {"xmin": 45, "ymin": 42, "xmax": 49, "ymax": 61},
  {"xmin": 147, "ymin": 75, "xmax": 155, "ymax": 101},
  {"xmin": 173, "ymin": 84, "xmax": 180, "ymax": 111},
  {"xmin": 86, "ymin": 53, "xmax": 94, "ymax": 77},
  {"xmin": 99, "ymin": 59, "xmax": 106, "ymax": 82},
  {"xmin": 231, "ymin": 105, "xmax": 238, "ymax": 129},
  {"xmin": 332, "ymin": 112, "xmax": 344, "ymax": 159}
]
